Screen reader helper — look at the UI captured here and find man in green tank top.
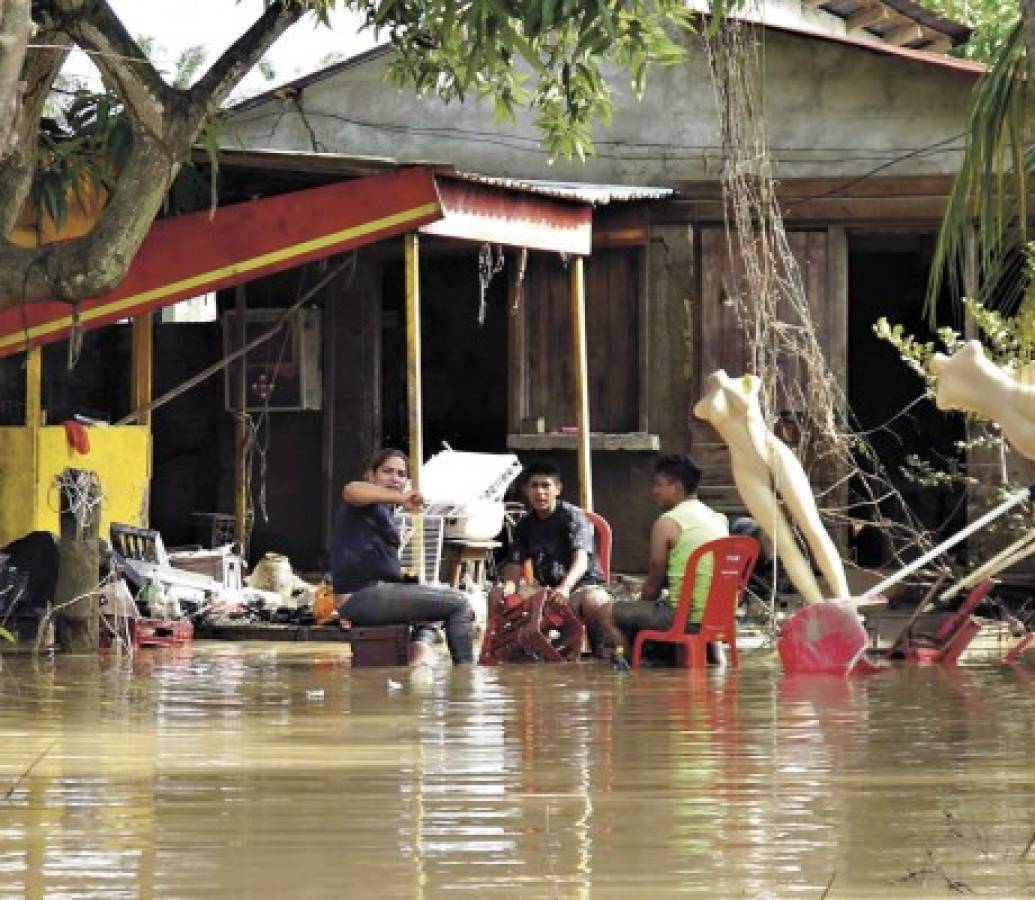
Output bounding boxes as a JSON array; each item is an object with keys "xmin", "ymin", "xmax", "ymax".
[{"xmin": 588, "ymin": 455, "xmax": 728, "ymax": 661}]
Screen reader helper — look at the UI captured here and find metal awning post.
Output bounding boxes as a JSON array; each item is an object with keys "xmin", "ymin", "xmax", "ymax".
[
  {"xmin": 570, "ymin": 256, "xmax": 593, "ymax": 511},
  {"xmin": 405, "ymin": 232, "xmax": 426, "ymax": 581}
]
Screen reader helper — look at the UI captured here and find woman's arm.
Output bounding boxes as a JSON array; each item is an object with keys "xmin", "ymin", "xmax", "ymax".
[{"xmin": 343, "ymin": 481, "xmax": 424, "ymax": 511}]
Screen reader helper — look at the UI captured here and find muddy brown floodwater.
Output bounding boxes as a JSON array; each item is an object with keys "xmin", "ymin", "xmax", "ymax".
[{"xmin": 1, "ymin": 643, "xmax": 1035, "ymax": 898}]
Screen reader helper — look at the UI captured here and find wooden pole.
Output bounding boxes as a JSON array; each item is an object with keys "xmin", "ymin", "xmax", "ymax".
[
  {"xmin": 404, "ymin": 233, "xmax": 426, "ymax": 581},
  {"xmin": 25, "ymin": 345, "xmax": 41, "ymax": 429},
  {"xmin": 234, "ymin": 286, "xmax": 249, "ymax": 552},
  {"xmin": 570, "ymin": 256, "xmax": 593, "ymax": 511},
  {"xmin": 130, "ymin": 312, "xmax": 153, "ymax": 427}
]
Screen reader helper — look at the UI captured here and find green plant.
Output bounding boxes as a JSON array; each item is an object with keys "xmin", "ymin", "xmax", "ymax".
[{"xmin": 32, "ymin": 90, "xmax": 131, "ymax": 228}]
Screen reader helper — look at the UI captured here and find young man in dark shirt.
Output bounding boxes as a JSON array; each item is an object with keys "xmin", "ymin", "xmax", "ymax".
[{"xmin": 499, "ymin": 460, "xmax": 611, "ymax": 654}]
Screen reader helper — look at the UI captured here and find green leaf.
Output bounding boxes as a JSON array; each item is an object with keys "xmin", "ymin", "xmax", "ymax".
[{"xmin": 0, "ymin": 626, "xmax": 14, "ymax": 643}]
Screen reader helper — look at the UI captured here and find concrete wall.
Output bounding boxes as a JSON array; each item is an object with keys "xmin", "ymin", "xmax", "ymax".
[{"xmin": 224, "ymin": 29, "xmax": 978, "ymax": 184}]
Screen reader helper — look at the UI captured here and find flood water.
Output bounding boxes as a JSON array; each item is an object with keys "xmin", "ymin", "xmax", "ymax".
[{"xmin": 2, "ymin": 644, "xmax": 1035, "ymax": 898}]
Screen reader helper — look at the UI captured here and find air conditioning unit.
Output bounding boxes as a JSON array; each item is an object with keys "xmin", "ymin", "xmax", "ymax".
[{"xmin": 223, "ymin": 308, "xmax": 322, "ymax": 412}]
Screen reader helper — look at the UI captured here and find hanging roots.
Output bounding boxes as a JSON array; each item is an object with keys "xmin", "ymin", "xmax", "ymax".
[{"xmin": 703, "ymin": 19, "xmax": 943, "ymax": 580}]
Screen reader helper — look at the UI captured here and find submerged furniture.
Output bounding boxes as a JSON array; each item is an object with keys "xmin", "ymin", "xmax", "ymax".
[
  {"xmin": 349, "ymin": 624, "xmax": 412, "ymax": 666},
  {"xmin": 884, "ymin": 580, "xmax": 992, "ymax": 665},
  {"xmin": 478, "ymin": 589, "xmax": 585, "ymax": 665},
  {"xmin": 479, "ymin": 508, "xmax": 609, "ymax": 665},
  {"xmin": 631, "ymin": 535, "xmax": 760, "ymax": 670}
]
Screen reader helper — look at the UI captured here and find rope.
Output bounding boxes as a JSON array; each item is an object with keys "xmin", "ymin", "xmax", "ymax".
[
  {"xmin": 51, "ymin": 468, "xmax": 103, "ymax": 540},
  {"xmin": 113, "ymin": 255, "xmax": 353, "ymax": 426}
]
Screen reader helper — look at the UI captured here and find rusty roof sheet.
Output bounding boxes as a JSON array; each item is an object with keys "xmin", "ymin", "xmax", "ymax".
[
  {"xmin": 452, "ymin": 172, "xmax": 673, "ymax": 205},
  {"xmin": 762, "ymin": 19, "xmax": 986, "ymax": 72}
]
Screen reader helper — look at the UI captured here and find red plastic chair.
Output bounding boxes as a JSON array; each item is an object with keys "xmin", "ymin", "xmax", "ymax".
[
  {"xmin": 631, "ymin": 535, "xmax": 760, "ymax": 670},
  {"xmin": 584, "ymin": 510, "xmax": 612, "ymax": 584}
]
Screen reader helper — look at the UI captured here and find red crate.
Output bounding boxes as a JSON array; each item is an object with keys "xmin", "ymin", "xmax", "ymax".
[
  {"xmin": 101, "ymin": 616, "xmax": 194, "ymax": 649},
  {"xmin": 136, "ymin": 617, "xmax": 194, "ymax": 648}
]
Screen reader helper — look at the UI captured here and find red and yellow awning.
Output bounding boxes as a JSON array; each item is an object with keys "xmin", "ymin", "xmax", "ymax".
[
  {"xmin": 0, "ymin": 165, "xmax": 597, "ymax": 360},
  {"xmin": 0, "ymin": 166, "xmax": 443, "ymax": 358}
]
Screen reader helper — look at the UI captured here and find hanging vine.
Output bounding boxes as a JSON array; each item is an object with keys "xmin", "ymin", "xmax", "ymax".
[{"xmin": 702, "ymin": 18, "xmax": 945, "ymax": 578}]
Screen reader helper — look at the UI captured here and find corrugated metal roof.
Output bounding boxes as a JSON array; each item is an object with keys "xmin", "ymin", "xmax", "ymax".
[
  {"xmin": 199, "ymin": 149, "xmax": 670, "ymax": 205},
  {"xmin": 764, "ymin": 19, "xmax": 986, "ymax": 72},
  {"xmin": 453, "ymin": 172, "xmax": 673, "ymax": 205}
]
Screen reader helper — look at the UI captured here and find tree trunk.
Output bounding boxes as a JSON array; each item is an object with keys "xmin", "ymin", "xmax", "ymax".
[
  {"xmin": 52, "ymin": 468, "xmax": 102, "ymax": 653},
  {"xmin": 0, "ymin": 0, "xmax": 307, "ymax": 310},
  {"xmin": 53, "ymin": 538, "xmax": 100, "ymax": 652},
  {"xmin": 0, "ymin": 0, "xmax": 33, "ymax": 159}
]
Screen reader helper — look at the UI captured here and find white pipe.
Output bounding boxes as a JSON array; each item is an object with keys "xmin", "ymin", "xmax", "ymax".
[
  {"xmin": 862, "ymin": 486, "xmax": 1034, "ymax": 599},
  {"xmin": 939, "ymin": 530, "xmax": 1035, "ymax": 601}
]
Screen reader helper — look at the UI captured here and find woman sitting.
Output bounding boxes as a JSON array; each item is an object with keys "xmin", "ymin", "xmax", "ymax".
[{"xmin": 331, "ymin": 448, "xmax": 475, "ymax": 665}]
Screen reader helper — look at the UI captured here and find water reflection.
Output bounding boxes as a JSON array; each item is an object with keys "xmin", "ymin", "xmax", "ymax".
[{"xmin": 1, "ymin": 646, "xmax": 1035, "ymax": 896}]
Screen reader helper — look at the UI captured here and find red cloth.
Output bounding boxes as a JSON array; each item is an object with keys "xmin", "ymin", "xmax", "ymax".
[{"xmin": 61, "ymin": 420, "xmax": 90, "ymax": 455}]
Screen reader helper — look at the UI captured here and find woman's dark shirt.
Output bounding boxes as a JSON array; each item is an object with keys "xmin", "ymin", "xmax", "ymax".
[{"xmin": 330, "ymin": 500, "xmax": 401, "ymax": 593}]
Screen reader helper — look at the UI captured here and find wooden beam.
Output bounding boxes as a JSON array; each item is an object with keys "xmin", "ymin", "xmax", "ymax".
[
  {"xmin": 919, "ymin": 30, "xmax": 953, "ymax": 53},
  {"xmin": 233, "ymin": 286, "xmax": 249, "ymax": 551},
  {"xmin": 507, "ymin": 250, "xmax": 528, "ymax": 435},
  {"xmin": 405, "ymin": 232, "xmax": 423, "ymax": 490},
  {"xmin": 570, "ymin": 256, "xmax": 593, "ymax": 512},
  {"xmin": 637, "ymin": 247, "xmax": 650, "ymax": 434},
  {"xmin": 847, "ymin": 3, "xmax": 897, "ymax": 33},
  {"xmin": 25, "ymin": 345, "xmax": 41, "ymax": 430},
  {"xmin": 886, "ymin": 22, "xmax": 925, "ymax": 46},
  {"xmin": 130, "ymin": 312, "xmax": 153, "ymax": 427},
  {"xmin": 404, "ymin": 232, "xmax": 426, "ymax": 582}
]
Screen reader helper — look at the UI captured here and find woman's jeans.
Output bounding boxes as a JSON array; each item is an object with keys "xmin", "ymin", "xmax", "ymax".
[{"xmin": 340, "ymin": 581, "xmax": 475, "ymax": 664}]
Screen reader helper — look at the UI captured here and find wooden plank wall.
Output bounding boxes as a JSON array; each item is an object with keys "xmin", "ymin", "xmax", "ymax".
[
  {"xmin": 698, "ymin": 229, "xmax": 833, "ymax": 413},
  {"xmin": 692, "ymin": 227, "xmax": 847, "ymax": 516},
  {"xmin": 516, "ymin": 249, "xmax": 640, "ymax": 433}
]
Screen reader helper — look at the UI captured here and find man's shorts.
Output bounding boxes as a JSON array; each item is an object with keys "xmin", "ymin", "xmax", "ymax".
[
  {"xmin": 611, "ymin": 597, "xmax": 674, "ymax": 634},
  {"xmin": 569, "ymin": 583, "xmax": 611, "ymax": 607},
  {"xmin": 611, "ymin": 598, "xmax": 701, "ymax": 635}
]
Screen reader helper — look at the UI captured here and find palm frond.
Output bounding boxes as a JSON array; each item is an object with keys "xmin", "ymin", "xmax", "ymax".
[{"xmin": 927, "ymin": 21, "xmax": 1029, "ymax": 320}]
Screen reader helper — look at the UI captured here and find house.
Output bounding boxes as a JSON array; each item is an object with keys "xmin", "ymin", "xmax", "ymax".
[
  {"xmin": 0, "ymin": 3, "xmax": 999, "ymax": 580},
  {"xmin": 210, "ymin": 7, "xmax": 990, "ymax": 572}
]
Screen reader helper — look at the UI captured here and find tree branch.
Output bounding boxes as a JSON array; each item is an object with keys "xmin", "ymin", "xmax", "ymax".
[
  {"xmin": 53, "ymin": 0, "xmax": 174, "ymax": 138},
  {"xmin": 0, "ymin": 30, "xmax": 70, "ymax": 238},
  {"xmin": 187, "ymin": 0, "xmax": 308, "ymax": 129},
  {"xmin": 0, "ymin": 128, "xmax": 172, "ymax": 304},
  {"xmin": 0, "ymin": 2, "xmax": 319, "ymax": 310},
  {"xmin": 0, "ymin": 0, "xmax": 33, "ymax": 159}
]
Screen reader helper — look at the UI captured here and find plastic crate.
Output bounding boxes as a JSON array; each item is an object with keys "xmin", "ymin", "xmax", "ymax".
[
  {"xmin": 100, "ymin": 616, "xmax": 194, "ymax": 649},
  {"xmin": 136, "ymin": 617, "xmax": 193, "ymax": 647}
]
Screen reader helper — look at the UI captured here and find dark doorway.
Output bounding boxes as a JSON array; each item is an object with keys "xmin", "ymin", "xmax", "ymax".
[
  {"xmin": 847, "ymin": 232, "xmax": 966, "ymax": 565},
  {"xmin": 381, "ymin": 250, "xmax": 509, "ymax": 456}
]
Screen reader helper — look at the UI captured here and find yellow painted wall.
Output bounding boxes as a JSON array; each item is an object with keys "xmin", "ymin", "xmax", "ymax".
[
  {"xmin": 0, "ymin": 428, "xmax": 39, "ymax": 545},
  {"xmin": 0, "ymin": 425, "xmax": 149, "ymax": 545}
]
